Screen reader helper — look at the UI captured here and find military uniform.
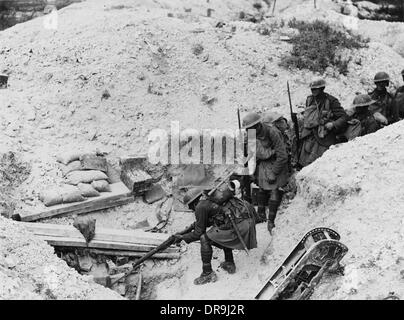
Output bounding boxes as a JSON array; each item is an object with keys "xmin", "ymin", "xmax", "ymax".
[
  {"xmin": 394, "ymin": 86, "xmax": 404, "ymax": 119},
  {"xmin": 241, "ymin": 112, "xmax": 289, "ymax": 232},
  {"xmin": 255, "ymin": 123, "xmax": 289, "ymax": 191},
  {"xmin": 181, "ymin": 195, "xmax": 257, "ymax": 285},
  {"xmin": 299, "ymin": 92, "xmax": 348, "ymax": 167},
  {"xmin": 348, "ymin": 109, "xmax": 380, "ymax": 138},
  {"xmin": 369, "ymin": 88, "xmax": 398, "ymax": 124},
  {"xmin": 261, "ymin": 112, "xmax": 293, "ymax": 174},
  {"xmin": 182, "ymin": 197, "xmax": 257, "ymax": 250}
]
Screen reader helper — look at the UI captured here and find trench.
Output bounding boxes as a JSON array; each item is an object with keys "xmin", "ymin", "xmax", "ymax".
[
  {"xmin": 349, "ymin": 0, "xmax": 404, "ymax": 22},
  {"xmin": 0, "ymin": 0, "xmax": 83, "ymax": 31},
  {"xmin": 54, "ymin": 247, "xmax": 187, "ymax": 300}
]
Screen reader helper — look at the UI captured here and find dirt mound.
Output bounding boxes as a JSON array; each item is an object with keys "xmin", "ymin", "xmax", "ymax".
[
  {"xmin": 263, "ymin": 120, "xmax": 404, "ymax": 300},
  {"xmin": 0, "ymin": 216, "xmax": 123, "ymax": 300}
]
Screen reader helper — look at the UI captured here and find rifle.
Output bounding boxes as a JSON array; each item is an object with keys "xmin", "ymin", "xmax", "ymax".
[
  {"xmin": 287, "ymin": 81, "xmax": 300, "ymax": 162},
  {"xmin": 110, "ymin": 223, "xmax": 195, "ymax": 286},
  {"xmin": 237, "ymin": 108, "xmax": 252, "ymax": 203},
  {"xmin": 225, "ymin": 210, "xmax": 249, "ymax": 255},
  {"xmin": 237, "ymin": 107, "xmax": 242, "ymax": 130}
]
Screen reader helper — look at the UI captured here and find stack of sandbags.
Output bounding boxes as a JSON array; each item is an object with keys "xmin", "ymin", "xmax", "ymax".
[
  {"xmin": 38, "ymin": 152, "xmax": 113, "ymax": 207},
  {"xmin": 39, "ymin": 184, "xmax": 86, "ymax": 207}
]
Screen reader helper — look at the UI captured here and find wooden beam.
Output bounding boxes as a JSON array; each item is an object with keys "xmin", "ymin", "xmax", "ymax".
[
  {"xmin": 35, "ymin": 235, "xmax": 179, "ymax": 253},
  {"xmin": 18, "ymin": 182, "xmax": 134, "ymax": 222},
  {"xmin": 22, "ymin": 222, "xmax": 171, "ymax": 246},
  {"xmin": 89, "ymin": 249, "xmax": 180, "ymax": 259}
]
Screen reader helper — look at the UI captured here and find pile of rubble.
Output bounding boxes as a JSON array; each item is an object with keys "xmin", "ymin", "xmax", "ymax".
[{"xmin": 0, "ymin": 216, "xmax": 123, "ymax": 300}]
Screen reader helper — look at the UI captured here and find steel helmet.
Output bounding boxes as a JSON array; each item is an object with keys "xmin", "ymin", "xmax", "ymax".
[
  {"xmin": 309, "ymin": 78, "xmax": 326, "ymax": 89},
  {"xmin": 183, "ymin": 187, "xmax": 204, "ymax": 206},
  {"xmin": 374, "ymin": 72, "xmax": 390, "ymax": 83},
  {"xmin": 353, "ymin": 94, "xmax": 376, "ymax": 107},
  {"xmin": 262, "ymin": 111, "xmax": 284, "ymax": 123},
  {"xmin": 241, "ymin": 112, "xmax": 262, "ymax": 129}
]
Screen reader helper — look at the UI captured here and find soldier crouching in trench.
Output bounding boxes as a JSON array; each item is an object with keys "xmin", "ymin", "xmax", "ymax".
[{"xmin": 173, "ymin": 187, "xmax": 257, "ymax": 285}]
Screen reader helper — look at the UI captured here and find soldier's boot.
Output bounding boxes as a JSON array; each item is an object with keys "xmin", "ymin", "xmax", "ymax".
[
  {"xmin": 195, "ymin": 234, "xmax": 218, "ymax": 285},
  {"xmin": 256, "ymin": 190, "xmax": 269, "ymax": 223},
  {"xmin": 194, "ymin": 267, "xmax": 218, "ymax": 285},
  {"xmin": 267, "ymin": 199, "xmax": 281, "ymax": 234},
  {"xmin": 219, "ymin": 249, "xmax": 236, "ymax": 274},
  {"xmin": 267, "ymin": 212, "xmax": 276, "ymax": 235}
]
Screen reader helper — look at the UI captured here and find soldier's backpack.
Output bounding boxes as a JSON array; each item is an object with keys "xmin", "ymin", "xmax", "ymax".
[
  {"xmin": 212, "ymin": 197, "xmax": 258, "ymax": 230},
  {"xmin": 303, "ymin": 96, "xmax": 331, "ymax": 129}
]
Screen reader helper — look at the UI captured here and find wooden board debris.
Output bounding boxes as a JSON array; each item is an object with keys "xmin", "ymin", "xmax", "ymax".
[
  {"xmin": 22, "ymin": 222, "xmax": 179, "ymax": 256},
  {"xmin": 89, "ymin": 249, "xmax": 180, "ymax": 259},
  {"xmin": 18, "ymin": 182, "xmax": 134, "ymax": 222},
  {"xmin": 23, "ymin": 222, "xmax": 171, "ymax": 245}
]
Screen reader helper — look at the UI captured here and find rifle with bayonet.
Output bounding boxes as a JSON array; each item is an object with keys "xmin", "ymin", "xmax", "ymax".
[
  {"xmin": 287, "ymin": 81, "xmax": 300, "ymax": 164},
  {"xmin": 110, "ymin": 223, "xmax": 195, "ymax": 286}
]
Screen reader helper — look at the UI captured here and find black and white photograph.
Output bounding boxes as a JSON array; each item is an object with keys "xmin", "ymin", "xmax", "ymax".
[{"xmin": 1, "ymin": 0, "xmax": 403, "ymax": 307}]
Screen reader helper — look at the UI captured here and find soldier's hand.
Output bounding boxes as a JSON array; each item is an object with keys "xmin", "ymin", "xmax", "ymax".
[
  {"xmin": 267, "ymin": 171, "xmax": 276, "ymax": 184},
  {"xmin": 325, "ymin": 122, "xmax": 334, "ymax": 130},
  {"xmin": 173, "ymin": 234, "xmax": 184, "ymax": 245}
]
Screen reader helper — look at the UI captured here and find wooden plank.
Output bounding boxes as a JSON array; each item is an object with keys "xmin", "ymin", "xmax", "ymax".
[
  {"xmin": 89, "ymin": 249, "xmax": 180, "ymax": 259},
  {"xmin": 22, "ymin": 223, "xmax": 171, "ymax": 246},
  {"xmin": 19, "ymin": 182, "xmax": 133, "ymax": 222},
  {"xmin": 36, "ymin": 235, "xmax": 179, "ymax": 253}
]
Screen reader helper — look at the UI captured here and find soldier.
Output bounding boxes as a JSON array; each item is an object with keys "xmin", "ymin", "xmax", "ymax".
[
  {"xmin": 393, "ymin": 69, "xmax": 404, "ymax": 120},
  {"xmin": 174, "ymin": 187, "xmax": 257, "ymax": 285},
  {"xmin": 298, "ymin": 78, "xmax": 348, "ymax": 168},
  {"xmin": 241, "ymin": 112, "xmax": 289, "ymax": 233},
  {"xmin": 344, "ymin": 94, "xmax": 382, "ymax": 141},
  {"xmin": 262, "ymin": 111, "xmax": 293, "ymax": 172},
  {"xmin": 369, "ymin": 72, "xmax": 399, "ymax": 124}
]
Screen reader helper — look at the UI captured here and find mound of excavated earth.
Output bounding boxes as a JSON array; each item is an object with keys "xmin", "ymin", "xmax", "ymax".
[
  {"xmin": 266, "ymin": 120, "xmax": 404, "ymax": 300},
  {"xmin": 0, "ymin": 216, "xmax": 123, "ymax": 300}
]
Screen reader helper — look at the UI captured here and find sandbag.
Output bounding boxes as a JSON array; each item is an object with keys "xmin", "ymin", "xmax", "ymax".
[
  {"xmin": 66, "ymin": 170, "xmax": 109, "ymax": 185},
  {"xmin": 60, "ymin": 185, "xmax": 86, "ymax": 203},
  {"xmin": 373, "ymin": 112, "xmax": 388, "ymax": 125},
  {"xmin": 57, "ymin": 151, "xmax": 83, "ymax": 165},
  {"xmin": 91, "ymin": 180, "xmax": 111, "ymax": 192},
  {"xmin": 62, "ymin": 160, "xmax": 83, "ymax": 176},
  {"xmin": 39, "ymin": 188, "xmax": 63, "ymax": 207},
  {"xmin": 80, "ymin": 154, "xmax": 108, "ymax": 172},
  {"xmin": 73, "ymin": 216, "xmax": 96, "ymax": 243},
  {"xmin": 77, "ymin": 183, "xmax": 100, "ymax": 197}
]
